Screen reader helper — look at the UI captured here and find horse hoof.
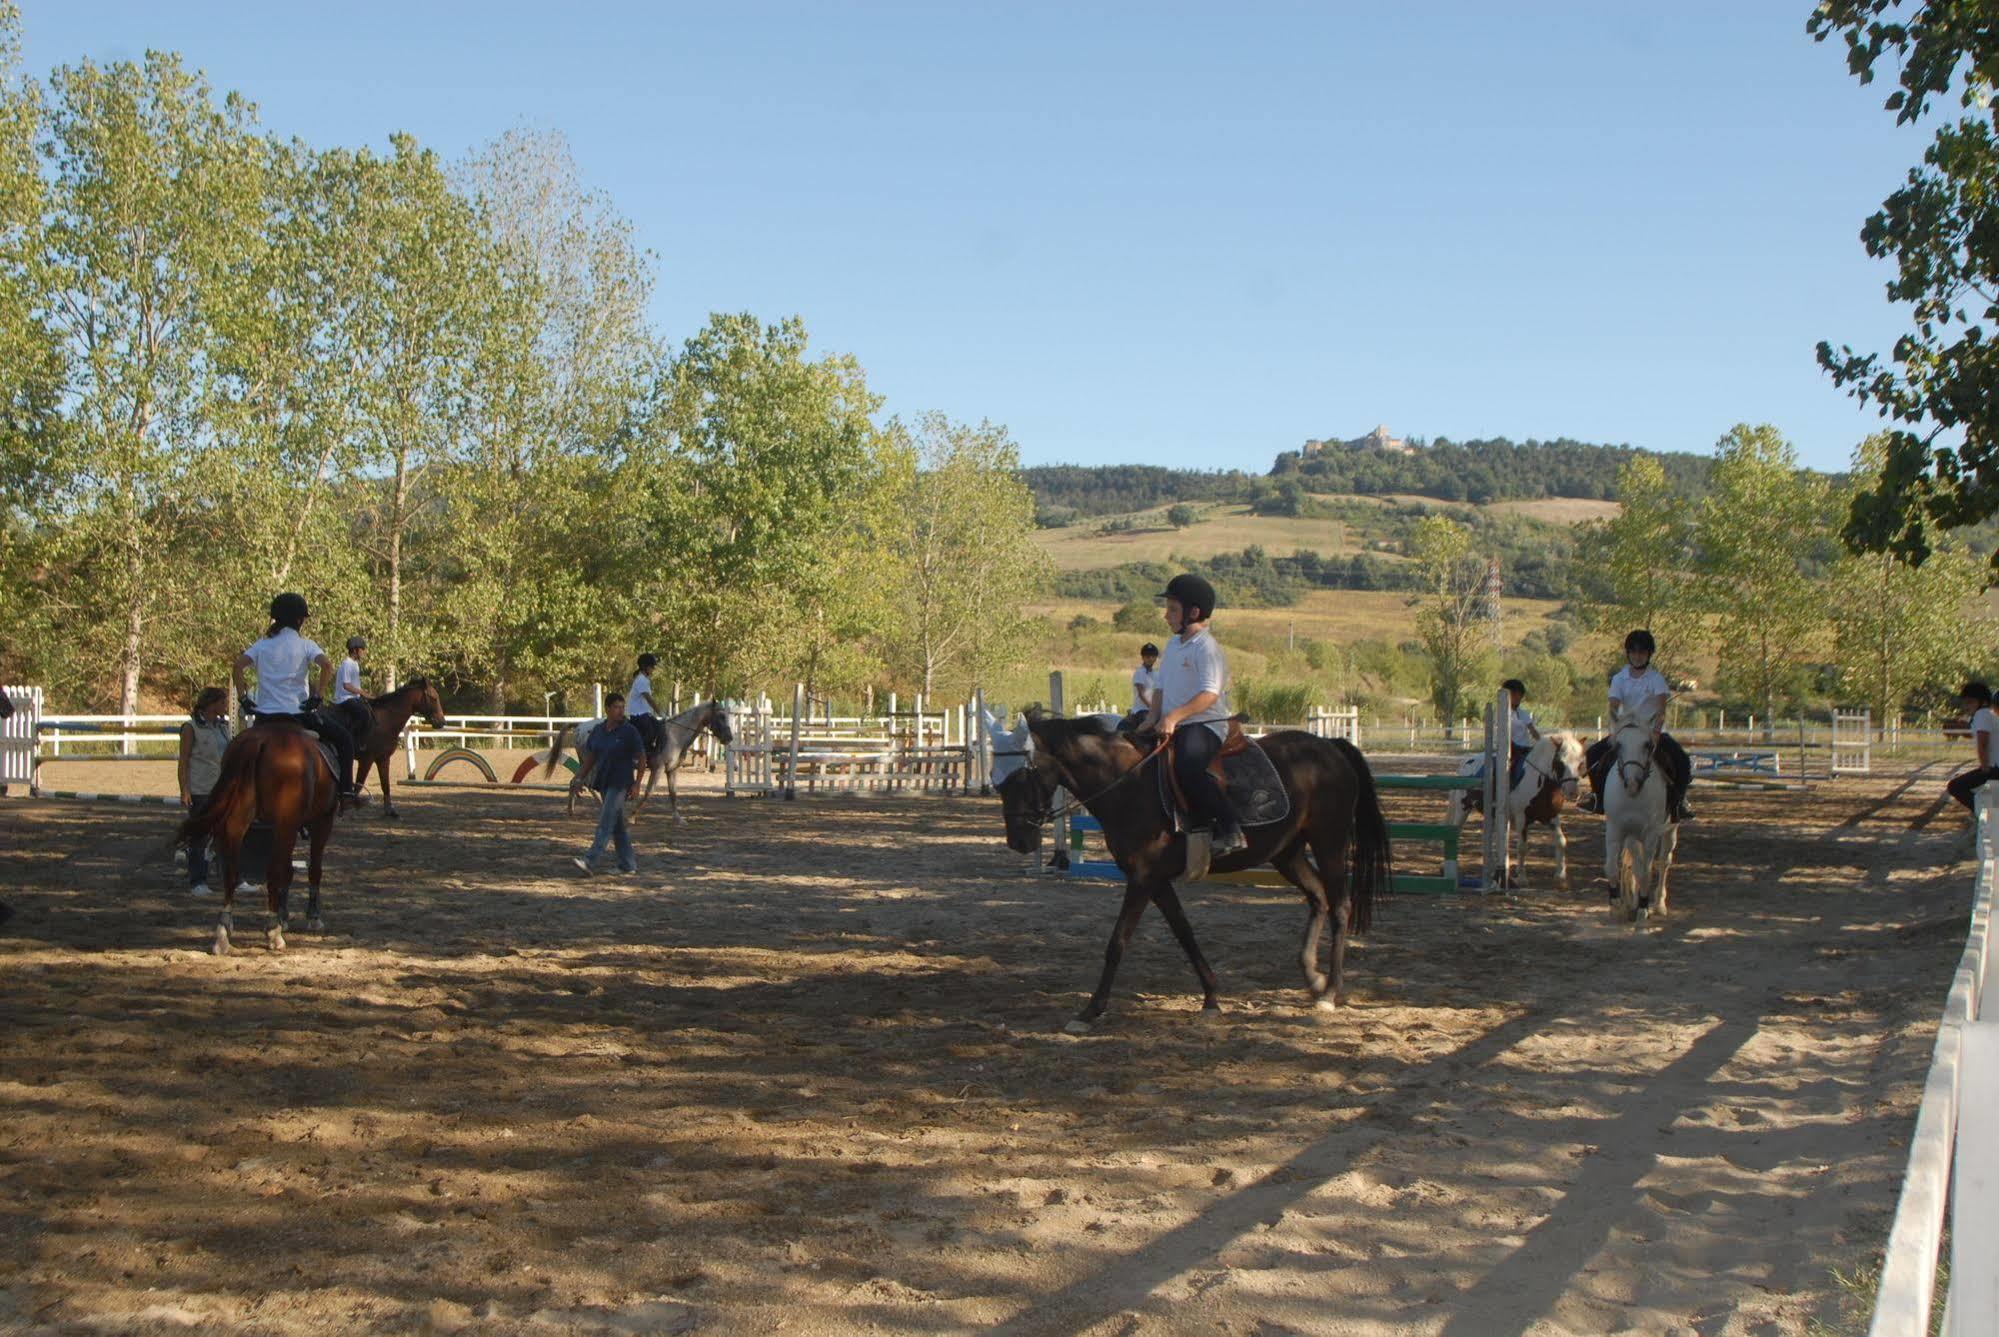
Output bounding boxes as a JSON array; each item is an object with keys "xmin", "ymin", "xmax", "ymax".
[
  {"xmin": 1197, "ymin": 1006, "xmax": 1223, "ymax": 1025},
  {"xmin": 384, "ymin": 809, "xmax": 399, "ymax": 820},
  {"xmin": 306, "ymin": 917, "xmax": 324, "ymax": 933},
  {"xmin": 210, "ymin": 931, "xmax": 230, "ymax": 957},
  {"xmin": 1063, "ymin": 1019, "xmax": 1093, "ymax": 1036},
  {"xmin": 1314, "ymin": 996, "xmax": 1339, "ymax": 1013},
  {"xmin": 266, "ymin": 927, "xmax": 285, "ymax": 952}
]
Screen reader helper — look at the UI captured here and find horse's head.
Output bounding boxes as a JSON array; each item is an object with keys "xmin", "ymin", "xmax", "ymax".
[
  {"xmin": 0, "ymin": 690, "xmax": 12, "ymax": 722},
  {"xmin": 1608, "ymin": 697, "xmax": 1667, "ymax": 798},
  {"xmin": 993, "ymin": 737, "xmax": 1064, "ymax": 854},
  {"xmin": 705, "ymin": 700, "xmax": 735, "ymax": 746},
  {"xmin": 415, "ymin": 679, "xmax": 447, "ymax": 729},
  {"xmin": 1546, "ymin": 730, "xmax": 1586, "ymax": 797}
]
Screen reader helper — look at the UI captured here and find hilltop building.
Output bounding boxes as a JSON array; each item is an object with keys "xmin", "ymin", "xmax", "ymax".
[{"xmin": 1300, "ymin": 425, "xmax": 1414, "ymax": 457}]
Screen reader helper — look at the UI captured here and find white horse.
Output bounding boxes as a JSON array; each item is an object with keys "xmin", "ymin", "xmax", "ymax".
[
  {"xmin": 546, "ymin": 699, "xmax": 736, "ymax": 823},
  {"xmin": 1602, "ymin": 696, "xmax": 1678, "ymax": 924},
  {"xmin": 1448, "ymin": 731, "xmax": 1588, "ymax": 890}
]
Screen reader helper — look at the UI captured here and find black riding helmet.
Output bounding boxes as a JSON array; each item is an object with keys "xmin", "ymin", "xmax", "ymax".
[
  {"xmin": 1624, "ymin": 629, "xmax": 1656, "ymax": 656},
  {"xmin": 1501, "ymin": 678, "xmax": 1526, "ymax": 696},
  {"xmin": 1160, "ymin": 573, "xmax": 1218, "ymax": 622}
]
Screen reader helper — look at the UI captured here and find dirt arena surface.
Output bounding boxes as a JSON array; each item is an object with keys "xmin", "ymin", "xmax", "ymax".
[{"xmin": 0, "ymin": 765, "xmax": 1975, "ymax": 1335}]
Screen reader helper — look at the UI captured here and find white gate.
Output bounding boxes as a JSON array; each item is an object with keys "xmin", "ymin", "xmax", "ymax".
[
  {"xmin": 1832, "ymin": 707, "xmax": 1873, "ymax": 775},
  {"xmin": 1, "ymin": 685, "xmax": 40, "ymax": 789}
]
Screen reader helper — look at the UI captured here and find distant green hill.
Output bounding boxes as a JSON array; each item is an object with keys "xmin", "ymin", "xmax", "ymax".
[{"xmin": 1022, "ymin": 435, "xmax": 1714, "ymax": 525}]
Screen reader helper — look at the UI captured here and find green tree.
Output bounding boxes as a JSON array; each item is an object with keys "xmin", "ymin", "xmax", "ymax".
[
  {"xmin": 1572, "ymin": 455, "xmax": 1698, "ymax": 650},
  {"xmin": 33, "ymin": 51, "xmax": 265, "ymax": 709},
  {"xmin": 440, "ymin": 129, "xmax": 657, "ymax": 707},
  {"xmin": 1165, "ymin": 503, "xmax": 1198, "ymax": 530},
  {"xmin": 1830, "ymin": 435, "xmax": 1993, "ymax": 724},
  {"xmin": 1408, "ymin": 514, "xmax": 1495, "ymax": 729},
  {"xmin": 1810, "ymin": 1, "xmax": 1999, "ymax": 565},
  {"xmin": 887, "ymin": 412, "xmax": 1051, "ymax": 696},
  {"xmin": 1692, "ymin": 425, "xmax": 1832, "ymax": 722}
]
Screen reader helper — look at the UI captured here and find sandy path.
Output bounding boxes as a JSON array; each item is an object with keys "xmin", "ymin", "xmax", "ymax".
[{"xmin": 0, "ymin": 772, "xmax": 1971, "ymax": 1334}]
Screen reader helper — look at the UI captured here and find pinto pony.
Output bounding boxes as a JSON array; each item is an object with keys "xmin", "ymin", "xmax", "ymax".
[
  {"xmin": 175, "ymin": 722, "xmax": 340, "ymax": 955},
  {"xmin": 995, "ymin": 710, "xmax": 1392, "ymax": 1031},
  {"xmin": 353, "ymin": 678, "xmax": 448, "ymax": 817},
  {"xmin": 1448, "ymin": 730, "xmax": 1588, "ymax": 890},
  {"xmin": 543, "ymin": 699, "xmax": 734, "ymax": 821}
]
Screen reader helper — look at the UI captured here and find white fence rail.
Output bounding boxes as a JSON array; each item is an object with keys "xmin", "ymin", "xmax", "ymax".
[{"xmin": 1870, "ymin": 789, "xmax": 1998, "ymax": 1336}]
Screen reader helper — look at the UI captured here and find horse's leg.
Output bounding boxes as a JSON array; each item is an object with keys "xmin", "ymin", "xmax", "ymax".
[
  {"xmin": 1271, "ymin": 844, "xmax": 1332, "ymax": 1005},
  {"xmin": 1148, "ymin": 880, "xmax": 1221, "ymax": 1017},
  {"xmin": 305, "ymin": 814, "xmax": 332, "ymax": 932},
  {"xmin": 1510, "ymin": 806, "xmax": 1529, "ymax": 891},
  {"xmin": 213, "ymin": 857, "xmax": 236, "ymax": 956},
  {"xmin": 265, "ymin": 821, "xmax": 297, "ymax": 951},
  {"xmin": 1068, "ymin": 882, "xmax": 1152, "ymax": 1034},
  {"xmin": 667, "ymin": 765, "xmax": 684, "ymax": 825},
  {"xmin": 1652, "ymin": 824, "xmax": 1678, "ymax": 916},
  {"xmin": 377, "ymin": 751, "xmax": 398, "ymax": 819},
  {"xmin": 1552, "ymin": 816, "xmax": 1569, "ymax": 892}
]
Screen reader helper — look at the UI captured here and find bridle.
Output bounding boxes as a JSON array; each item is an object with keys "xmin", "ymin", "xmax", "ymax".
[
  {"xmin": 1612, "ymin": 721, "xmax": 1659, "ymax": 794},
  {"xmin": 999, "ymin": 735, "xmax": 1169, "ymax": 828}
]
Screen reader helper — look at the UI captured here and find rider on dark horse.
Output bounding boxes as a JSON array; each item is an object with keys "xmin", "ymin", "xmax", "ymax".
[
  {"xmin": 1581, "ymin": 629, "xmax": 1694, "ymax": 823},
  {"xmin": 627, "ymin": 653, "xmax": 665, "ymax": 762},
  {"xmin": 1150, "ymin": 573, "xmax": 1244, "ymax": 855},
  {"xmin": 232, "ymin": 593, "xmax": 364, "ymax": 807}
]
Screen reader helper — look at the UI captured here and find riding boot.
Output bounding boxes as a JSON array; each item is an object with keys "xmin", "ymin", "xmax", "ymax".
[{"xmin": 1213, "ymin": 824, "xmax": 1247, "ymax": 856}]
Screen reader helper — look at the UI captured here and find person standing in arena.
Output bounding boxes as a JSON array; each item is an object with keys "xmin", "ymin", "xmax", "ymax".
[
  {"xmin": 571, "ymin": 692, "xmax": 646, "ymax": 876},
  {"xmin": 177, "ymin": 687, "xmax": 232, "ymax": 896}
]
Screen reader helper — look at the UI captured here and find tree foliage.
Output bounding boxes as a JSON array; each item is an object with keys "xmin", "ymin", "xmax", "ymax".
[
  {"xmin": 1811, "ymin": 0, "xmax": 1999, "ymax": 566},
  {"xmin": 1408, "ymin": 515, "xmax": 1496, "ymax": 727}
]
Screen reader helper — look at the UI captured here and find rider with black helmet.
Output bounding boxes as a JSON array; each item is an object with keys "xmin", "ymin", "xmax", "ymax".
[
  {"xmin": 1581, "ymin": 629, "xmax": 1693, "ymax": 821},
  {"xmin": 231, "ymin": 593, "xmax": 363, "ymax": 805},
  {"xmin": 1153, "ymin": 573, "xmax": 1243, "ymax": 853}
]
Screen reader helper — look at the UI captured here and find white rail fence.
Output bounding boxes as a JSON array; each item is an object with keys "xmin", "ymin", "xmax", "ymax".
[{"xmin": 1870, "ymin": 788, "xmax": 1998, "ymax": 1336}]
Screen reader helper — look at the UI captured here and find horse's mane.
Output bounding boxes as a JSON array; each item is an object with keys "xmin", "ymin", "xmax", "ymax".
[{"xmin": 370, "ymin": 677, "xmax": 430, "ymax": 707}]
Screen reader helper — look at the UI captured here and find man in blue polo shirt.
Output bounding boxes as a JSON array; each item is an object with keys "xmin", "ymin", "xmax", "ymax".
[{"xmin": 571, "ymin": 693, "xmax": 646, "ymax": 876}]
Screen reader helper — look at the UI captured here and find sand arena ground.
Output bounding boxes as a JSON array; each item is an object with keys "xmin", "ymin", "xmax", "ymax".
[{"xmin": 0, "ymin": 757, "xmax": 1976, "ymax": 1335}]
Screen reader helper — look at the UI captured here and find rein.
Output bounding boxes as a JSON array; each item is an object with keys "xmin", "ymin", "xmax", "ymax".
[{"xmin": 1024, "ymin": 735, "xmax": 1169, "ymax": 827}]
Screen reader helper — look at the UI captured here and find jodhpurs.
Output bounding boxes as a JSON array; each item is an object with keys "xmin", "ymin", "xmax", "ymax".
[{"xmin": 1172, "ymin": 724, "xmax": 1239, "ymax": 837}]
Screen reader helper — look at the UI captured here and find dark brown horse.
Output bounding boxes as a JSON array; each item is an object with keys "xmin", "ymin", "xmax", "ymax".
[
  {"xmin": 996, "ymin": 710, "xmax": 1393, "ymax": 1032},
  {"xmin": 354, "ymin": 678, "xmax": 447, "ymax": 817},
  {"xmin": 175, "ymin": 721, "xmax": 339, "ymax": 955}
]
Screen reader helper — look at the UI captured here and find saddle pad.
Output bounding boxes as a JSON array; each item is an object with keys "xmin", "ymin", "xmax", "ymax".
[{"xmin": 1158, "ymin": 736, "xmax": 1291, "ymax": 829}]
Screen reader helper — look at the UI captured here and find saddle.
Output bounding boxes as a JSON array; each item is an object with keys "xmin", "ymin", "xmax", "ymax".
[{"xmin": 1157, "ymin": 719, "xmax": 1291, "ymax": 832}]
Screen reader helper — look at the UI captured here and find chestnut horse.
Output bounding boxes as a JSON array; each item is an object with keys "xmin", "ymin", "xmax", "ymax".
[
  {"xmin": 175, "ymin": 721, "xmax": 339, "ymax": 955},
  {"xmin": 354, "ymin": 678, "xmax": 448, "ymax": 817},
  {"xmin": 995, "ymin": 710, "xmax": 1392, "ymax": 1031}
]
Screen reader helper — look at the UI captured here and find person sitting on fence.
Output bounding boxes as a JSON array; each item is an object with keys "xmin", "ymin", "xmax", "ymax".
[
  {"xmin": 232, "ymin": 592, "xmax": 362, "ymax": 805},
  {"xmin": 1580, "ymin": 629, "xmax": 1693, "ymax": 822},
  {"xmin": 1154, "ymin": 573, "xmax": 1244, "ymax": 855},
  {"xmin": 1504, "ymin": 677, "xmax": 1539, "ymax": 787},
  {"xmin": 628, "ymin": 653, "xmax": 665, "ymax": 760},
  {"xmin": 571, "ymin": 692, "xmax": 646, "ymax": 877},
  {"xmin": 1122, "ymin": 642, "xmax": 1161, "ymax": 731},
  {"xmin": 1945, "ymin": 681, "xmax": 1999, "ymax": 815},
  {"xmin": 335, "ymin": 636, "xmax": 367, "ymax": 704},
  {"xmin": 177, "ymin": 686, "xmax": 231, "ymax": 896}
]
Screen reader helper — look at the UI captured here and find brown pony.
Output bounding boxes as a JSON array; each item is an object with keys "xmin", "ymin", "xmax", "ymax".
[
  {"xmin": 175, "ymin": 721, "xmax": 339, "ymax": 955},
  {"xmin": 354, "ymin": 678, "xmax": 447, "ymax": 817}
]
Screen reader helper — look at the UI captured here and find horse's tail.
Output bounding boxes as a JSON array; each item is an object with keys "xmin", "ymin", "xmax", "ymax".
[
  {"xmin": 1329, "ymin": 737, "xmax": 1392, "ymax": 934},
  {"xmin": 542, "ymin": 724, "xmax": 572, "ymax": 780},
  {"xmin": 173, "ymin": 732, "xmax": 266, "ymax": 853}
]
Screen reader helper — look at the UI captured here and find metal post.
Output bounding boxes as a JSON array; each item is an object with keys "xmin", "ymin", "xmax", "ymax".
[{"xmin": 1050, "ymin": 670, "xmax": 1068, "ymax": 871}]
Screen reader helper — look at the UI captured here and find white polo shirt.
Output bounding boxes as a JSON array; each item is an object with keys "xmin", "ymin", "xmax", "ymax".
[
  {"xmin": 1130, "ymin": 664, "xmax": 1159, "ymax": 713},
  {"xmin": 1972, "ymin": 707, "xmax": 1998, "ymax": 766},
  {"xmin": 1608, "ymin": 665, "xmax": 1671, "ymax": 717},
  {"xmin": 629, "ymin": 673, "xmax": 656, "ymax": 717},
  {"xmin": 245, "ymin": 628, "xmax": 324, "ymax": 714},
  {"xmin": 1157, "ymin": 627, "xmax": 1230, "ymax": 739},
  {"xmin": 335, "ymin": 656, "xmax": 364, "ymax": 702},
  {"xmin": 1510, "ymin": 706, "xmax": 1536, "ymax": 749}
]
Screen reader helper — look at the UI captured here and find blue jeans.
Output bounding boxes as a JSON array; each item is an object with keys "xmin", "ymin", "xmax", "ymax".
[
  {"xmin": 585, "ymin": 787, "xmax": 637, "ymax": 872},
  {"xmin": 187, "ymin": 792, "xmax": 212, "ymax": 885}
]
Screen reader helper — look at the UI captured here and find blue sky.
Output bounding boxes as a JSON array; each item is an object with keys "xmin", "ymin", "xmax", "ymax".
[{"xmin": 21, "ymin": 2, "xmax": 1924, "ymax": 473}]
